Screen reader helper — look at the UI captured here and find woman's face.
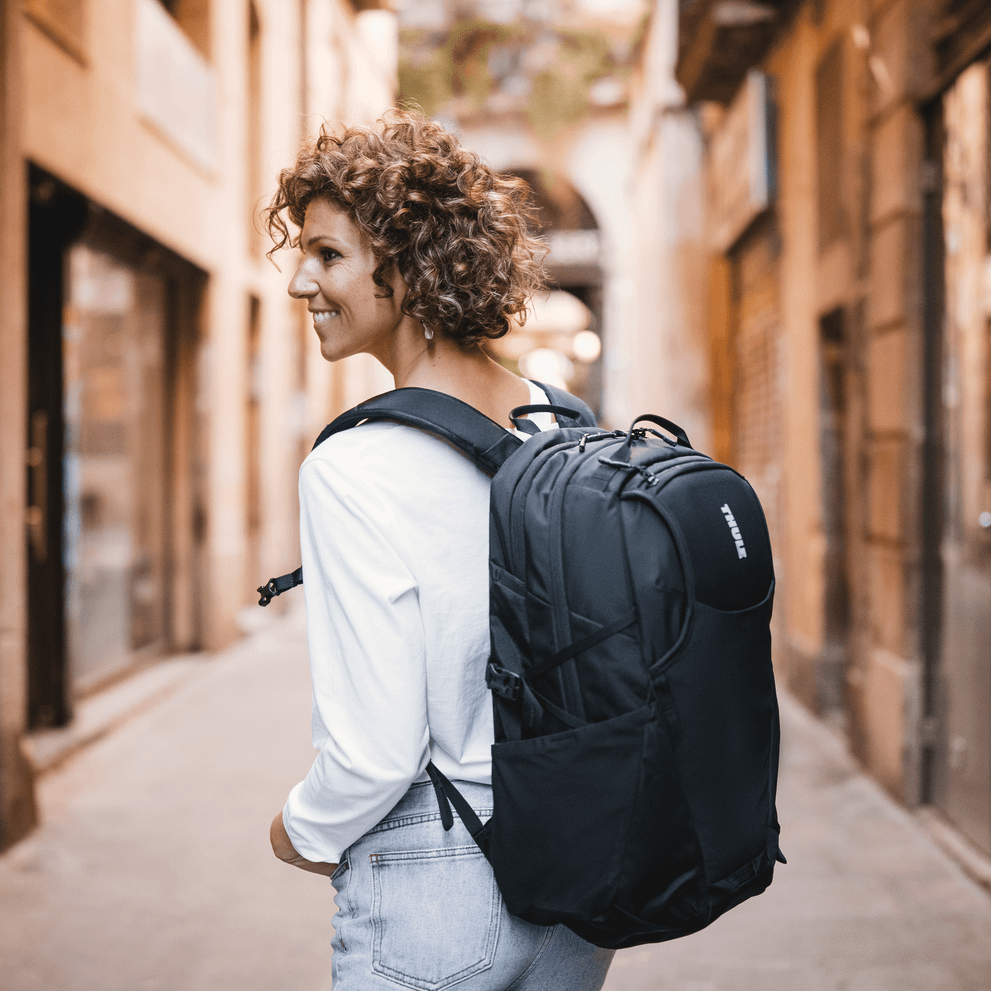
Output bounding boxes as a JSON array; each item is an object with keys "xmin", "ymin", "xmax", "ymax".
[{"xmin": 288, "ymin": 198, "xmax": 407, "ymax": 364}]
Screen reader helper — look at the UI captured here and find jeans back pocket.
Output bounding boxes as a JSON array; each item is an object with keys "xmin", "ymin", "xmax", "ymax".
[{"xmin": 370, "ymin": 845, "xmax": 501, "ymax": 991}]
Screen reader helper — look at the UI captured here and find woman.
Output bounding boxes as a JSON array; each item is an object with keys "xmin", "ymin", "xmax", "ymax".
[{"xmin": 267, "ymin": 110, "xmax": 614, "ymax": 990}]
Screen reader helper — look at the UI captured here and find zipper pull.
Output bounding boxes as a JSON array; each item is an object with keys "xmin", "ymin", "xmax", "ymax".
[{"xmin": 597, "ymin": 457, "xmax": 657, "ymax": 485}]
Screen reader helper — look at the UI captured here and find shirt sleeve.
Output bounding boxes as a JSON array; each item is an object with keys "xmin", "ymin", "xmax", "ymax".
[{"xmin": 282, "ymin": 451, "xmax": 429, "ymax": 864}]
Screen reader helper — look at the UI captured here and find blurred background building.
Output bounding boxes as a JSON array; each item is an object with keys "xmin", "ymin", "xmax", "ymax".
[
  {"xmin": 0, "ymin": 0, "xmax": 397, "ymax": 850},
  {"xmin": 625, "ymin": 0, "xmax": 991, "ymax": 863}
]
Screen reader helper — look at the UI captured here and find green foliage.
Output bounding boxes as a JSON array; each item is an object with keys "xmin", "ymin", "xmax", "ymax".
[
  {"xmin": 398, "ymin": 20, "xmax": 619, "ymax": 137},
  {"xmin": 525, "ymin": 29, "xmax": 612, "ymax": 137},
  {"xmin": 398, "ymin": 51, "xmax": 453, "ymax": 118},
  {"xmin": 447, "ymin": 19, "xmax": 528, "ymax": 110}
]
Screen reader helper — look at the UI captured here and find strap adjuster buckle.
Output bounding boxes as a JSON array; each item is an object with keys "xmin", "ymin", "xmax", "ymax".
[
  {"xmin": 257, "ymin": 566, "xmax": 304, "ymax": 606},
  {"xmin": 486, "ymin": 662, "xmax": 521, "ymax": 700},
  {"xmin": 257, "ymin": 579, "xmax": 279, "ymax": 607}
]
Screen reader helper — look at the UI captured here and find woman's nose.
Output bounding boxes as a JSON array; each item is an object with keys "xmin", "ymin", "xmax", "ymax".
[{"xmin": 288, "ymin": 261, "xmax": 317, "ymax": 299}]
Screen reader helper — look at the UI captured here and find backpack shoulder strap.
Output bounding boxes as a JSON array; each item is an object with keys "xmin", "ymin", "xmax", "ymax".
[
  {"xmin": 257, "ymin": 383, "xmax": 594, "ymax": 606},
  {"xmin": 310, "ymin": 387, "xmax": 523, "ymax": 477},
  {"xmin": 310, "ymin": 384, "xmax": 595, "ymax": 474}
]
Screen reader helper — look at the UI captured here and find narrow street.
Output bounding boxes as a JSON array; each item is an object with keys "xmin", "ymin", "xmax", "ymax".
[{"xmin": 1, "ymin": 612, "xmax": 989, "ymax": 991}]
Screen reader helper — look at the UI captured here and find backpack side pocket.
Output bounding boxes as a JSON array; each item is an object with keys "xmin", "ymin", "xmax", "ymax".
[{"xmin": 487, "ymin": 704, "xmax": 651, "ymax": 926}]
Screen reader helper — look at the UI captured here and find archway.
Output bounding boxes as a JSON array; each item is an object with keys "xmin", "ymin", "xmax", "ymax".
[{"xmin": 489, "ymin": 167, "xmax": 604, "ymax": 415}]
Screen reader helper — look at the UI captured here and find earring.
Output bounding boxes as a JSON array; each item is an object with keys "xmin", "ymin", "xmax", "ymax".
[{"xmin": 424, "ymin": 326, "xmax": 434, "ymax": 340}]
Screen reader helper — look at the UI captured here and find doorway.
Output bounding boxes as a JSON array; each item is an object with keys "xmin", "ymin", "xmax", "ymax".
[
  {"xmin": 926, "ymin": 61, "xmax": 991, "ymax": 856},
  {"xmin": 818, "ymin": 308, "xmax": 851, "ymax": 716},
  {"xmin": 26, "ymin": 166, "xmax": 206, "ymax": 726}
]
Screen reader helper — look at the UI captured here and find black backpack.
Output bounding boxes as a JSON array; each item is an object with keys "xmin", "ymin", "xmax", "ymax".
[{"xmin": 259, "ymin": 382, "xmax": 785, "ymax": 950}]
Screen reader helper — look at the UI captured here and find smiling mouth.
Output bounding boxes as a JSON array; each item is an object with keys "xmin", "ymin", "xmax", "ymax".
[{"xmin": 312, "ymin": 311, "xmax": 339, "ymax": 327}]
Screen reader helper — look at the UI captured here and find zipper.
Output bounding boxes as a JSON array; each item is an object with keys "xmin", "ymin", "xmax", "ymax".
[
  {"xmin": 545, "ymin": 444, "xmax": 604, "ymax": 722},
  {"xmin": 506, "ymin": 433, "xmax": 583, "ymax": 576},
  {"xmin": 614, "ymin": 455, "xmax": 716, "ymax": 493}
]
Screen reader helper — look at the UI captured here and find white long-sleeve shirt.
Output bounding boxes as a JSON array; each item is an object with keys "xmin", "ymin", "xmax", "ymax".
[{"xmin": 283, "ymin": 382, "xmax": 554, "ymax": 864}]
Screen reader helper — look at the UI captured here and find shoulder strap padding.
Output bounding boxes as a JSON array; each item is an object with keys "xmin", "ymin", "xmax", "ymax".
[
  {"xmin": 311, "ymin": 387, "xmax": 523, "ymax": 476},
  {"xmin": 311, "ymin": 383, "xmax": 597, "ymax": 476}
]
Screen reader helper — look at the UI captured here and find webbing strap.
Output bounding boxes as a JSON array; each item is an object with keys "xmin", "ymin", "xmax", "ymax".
[
  {"xmin": 424, "ymin": 762, "xmax": 454, "ymax": 831},
  {"xmin": 526, "ymin": 683, "xmax": 585, "ymax": 729},
  {"xmin": 490, "ymin": 613, "xmax": 637, "ymax": 738},
  {"xmin": 257, "ymin": 567, "xmax": 303, "ymax": 606},
  {"xmin": 526, "ymin": 610, "xmax": 638, "ymax": 681},
  {"xmin": 424, "ymin": 761, "xmax": 488, "ymax": 848}
]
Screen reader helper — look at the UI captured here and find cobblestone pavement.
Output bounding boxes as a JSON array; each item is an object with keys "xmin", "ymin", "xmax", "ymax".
[{"xmin": 1, "ymin": 611, "xmax": 989, "ymax": 991}]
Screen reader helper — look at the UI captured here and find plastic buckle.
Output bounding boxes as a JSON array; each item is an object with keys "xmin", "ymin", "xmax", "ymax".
[
  {"xmin": 257, "ymin": 580, "xmax": 278, "ymax": 607},
  {"xmin": 486, "ymin": 662, "xmax": 521, "ymax": 700}
]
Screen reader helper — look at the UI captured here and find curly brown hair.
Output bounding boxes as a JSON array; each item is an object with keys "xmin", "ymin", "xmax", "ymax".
[{"xmin": 266, "ymin": 109, "xmax": 546, "ymax": 347}]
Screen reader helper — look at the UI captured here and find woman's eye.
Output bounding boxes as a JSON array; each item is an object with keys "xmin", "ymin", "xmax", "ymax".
[{"xmin": 320, "ymin": 249, "xmax": 340, "ymax": 264}]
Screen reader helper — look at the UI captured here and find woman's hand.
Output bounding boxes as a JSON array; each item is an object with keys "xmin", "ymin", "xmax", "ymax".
[{"xmin": 270, "ymin": 812, "xmax": 339, "ymax": 877}]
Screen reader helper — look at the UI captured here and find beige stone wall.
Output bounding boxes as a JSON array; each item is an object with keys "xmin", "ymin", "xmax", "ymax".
[
  {"xmin": 855, "ymin": 0, "xmax": 932, "ymax": 800},
  {"xmin": 756, "ymin": 0, "xmax": 932, "ymax": 799},
  {"xmin": 0, "ymin": 0, "xmax": 37, "ymax": 852},
  {"xmin": 564, "ymin": 115, "xmax": 639, "ymax": 429},
  {"xmin": 659, "ymin": 0, "xmax": 939, "ymax": 803},
  {"xmin": 624, "ymin": 0, "xmax": 710, "ymax": 446},
  {"xmin": 765, "ymin": 13, "xmax": 826, "ymax": 704}
]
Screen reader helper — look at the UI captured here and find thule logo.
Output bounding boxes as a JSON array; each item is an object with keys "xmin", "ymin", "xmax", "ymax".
[{"xmin": 721, "ymin": 503, "xmax": 747, "ymax": 559}]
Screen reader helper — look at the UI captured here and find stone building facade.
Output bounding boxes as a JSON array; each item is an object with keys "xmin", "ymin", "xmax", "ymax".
[
  {"xmin": 631, "ymin": 0, "xmax": 991, "ymax": 861},
  {"xmin": 626, "ymin": 0, "xmax": 710, "ymax": 450},
  {"xmin": 0, "ymin": 0, "xmax": 397, "ymax": 851}
]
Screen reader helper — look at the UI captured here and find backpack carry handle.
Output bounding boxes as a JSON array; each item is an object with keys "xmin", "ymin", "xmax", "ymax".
[
  {"xmin": 510, "ymin": 404, "xmax": 591, "ymax": 436},
  {"xmin": 618, "ymin": 414, "xmax": 693, "ymax": 460}
]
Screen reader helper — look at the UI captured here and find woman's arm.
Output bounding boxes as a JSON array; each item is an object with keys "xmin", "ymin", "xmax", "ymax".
[
  {"xmin": 270, "ymin": 811, "xmax": 338, "ymax": 877},
  {"xmin": 278, "ymin": 446, "xmax": 429, "ymax": 866}
]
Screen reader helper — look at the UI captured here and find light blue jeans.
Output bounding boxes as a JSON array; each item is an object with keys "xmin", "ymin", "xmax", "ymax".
[{"xmin": 329, "ymin": 780, "xmax": 614, "ymax": 990}]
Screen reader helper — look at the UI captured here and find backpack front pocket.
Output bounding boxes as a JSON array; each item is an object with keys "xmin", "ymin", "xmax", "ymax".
[{"xmin": 488, "ymin": 704, "xmax": 652, "ymax": 926}]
